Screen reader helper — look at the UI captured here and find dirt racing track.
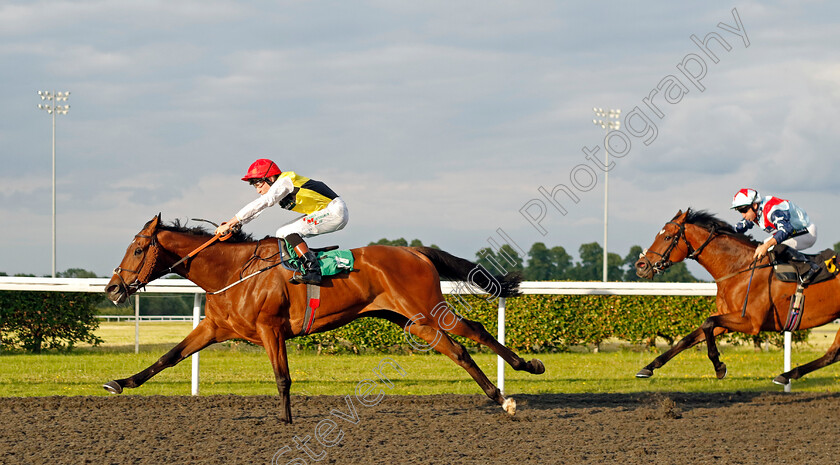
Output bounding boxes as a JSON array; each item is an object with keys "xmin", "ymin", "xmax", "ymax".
[{"xmin": 2, "ymin": 392, "xmax": 840, "ymax": 464}]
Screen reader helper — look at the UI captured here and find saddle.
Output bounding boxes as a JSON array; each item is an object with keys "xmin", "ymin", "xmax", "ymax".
[
  {"xmin": 763, "ymin": 244, "xmax": 839, "ymax": 332},
  {"xmin": 277, "ymin": 238, "xmax": 355, "ymax": 336},
  {"xmin": 277, "ymin": 238, "xmax": 354, "ymax": 277},
  {"xmin": 768, "ymin": 245, "xmax": 839, "ymax": 285}
]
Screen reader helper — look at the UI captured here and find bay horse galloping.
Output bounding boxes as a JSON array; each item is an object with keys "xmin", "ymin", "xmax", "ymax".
[
  {"xmin": 104, "ymin": 215, "xmax": 544, "ymax": 423},
  {"xmin": 634, "ymin": 208, "xmax": 840, "ymax": 386}
]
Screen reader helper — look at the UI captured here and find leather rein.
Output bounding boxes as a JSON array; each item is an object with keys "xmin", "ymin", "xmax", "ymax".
[
  {"xmin": 112, "ymin": 230, "xmax": 231, "ymax": 295},
  {"xmin": 112, "ymin": 224, "xmax": 283, "ymax": 296},
  {"xmin": 645, "ymin": 220, "xmax": 769, "ymax": 283}
]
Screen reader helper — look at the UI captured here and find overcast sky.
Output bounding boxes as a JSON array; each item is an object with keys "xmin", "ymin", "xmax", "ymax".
[{"xmin": 3, "ymin": 1, "xmax": 840, "ymax": 281}]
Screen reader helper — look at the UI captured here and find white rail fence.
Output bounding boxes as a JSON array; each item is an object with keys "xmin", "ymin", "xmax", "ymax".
[
  {"xmin": 98, "ymin": 315, "xmax": 197, "ymax": 322},
  {"xmin": 0, "ymin": 277, "xmax": 795, "ymax": 394}
]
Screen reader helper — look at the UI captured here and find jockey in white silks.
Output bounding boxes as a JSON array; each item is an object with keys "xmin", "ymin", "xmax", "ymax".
[{"xmin": 731, "ymin": 188, "xmax": 819, "ymax": 310}]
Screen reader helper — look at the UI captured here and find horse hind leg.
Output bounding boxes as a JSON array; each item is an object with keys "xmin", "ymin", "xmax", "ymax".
[
  {"xmin": 773, "ymin": 328, "xmax": 840, "ymax": 386},
  {"xmin": 447, "ymin": 316, "xmax": 545, "ymax": 375},
  {"xmin": 399, "ymin": 314, "xmax": 515, "ymax": 415},
  {"xmin": 103, "ymin": 320, "xmax": 220, "ymax": 394}
]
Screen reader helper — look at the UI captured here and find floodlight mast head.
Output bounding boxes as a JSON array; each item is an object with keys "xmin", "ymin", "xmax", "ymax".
[
  {"xmin": 36, "ymin": 91, "xmax": 70, "ymax": 115},
  {"xmin": 592, "ymin": 107, "xmax": 621, "ymax": 130}
]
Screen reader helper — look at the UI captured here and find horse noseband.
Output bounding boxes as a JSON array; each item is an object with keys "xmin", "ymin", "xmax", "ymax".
[
  {"xmin": 645, "ymin": 221, "xmax": 717, "ymax": 274},
  {"xmin": 112, "ymin": 233, "xmax": 160, "ymax": 295},
  {"xmin": 652, "ymin": 256, "xmax": 673, "ymax": 273}
]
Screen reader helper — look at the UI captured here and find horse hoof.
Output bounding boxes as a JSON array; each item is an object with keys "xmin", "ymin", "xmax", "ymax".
[
  {"xmin": 636, "ymin": 368, "xmax": 653, "ymax": 378},
  {"xmin": 529, "ymin": 358, "xmax": 545, "ymax": 375},
  {"xmin": 772, "ymin": 375, "xmax": 790, "ymax": 386},
  {"xmin": 502, "ymin": 397, "xmax": 516, "ymax": 416},
  {"xmin": 103, "ymin": 381, "xmax": 123, "ymax": 394},
  {"xmin": 716, "ymin": 364, "xmax": 728, "ymax": 380}
]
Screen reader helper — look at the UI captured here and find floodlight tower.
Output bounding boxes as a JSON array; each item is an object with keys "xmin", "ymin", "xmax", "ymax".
[
  {"xmin": 592, "ymin": 107, "xmax": 620, "ymax": 282},
  {"xmin": 37, "ymin": 90, "xmax": 70, "ymax": 278}
]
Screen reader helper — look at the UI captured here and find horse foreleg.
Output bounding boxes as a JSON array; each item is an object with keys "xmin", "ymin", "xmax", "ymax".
[
  {"xmin": 104, "ymin": 319, "xmax": 220, "ymax": 394},
  {"xmin": 257, "ymin": 324, "xmax": 293, "ymax": 424},
  {"xmin": 700, "ymin": 316, "xmax": 729, "ymax": 379},
  {"xmin": 773, "ymin": 328, "xmax": 840, "ymax": 386},
  {"xmin": 448, "ymin": 317, "xmax": 545, "ymax": 375},
  {"xmin": 637, "ymin": 326, "xmax": 727, "ymax": 378},
  {"xmin": 701, "ymin": 312, "xmax": 768, "ymax": 379}
]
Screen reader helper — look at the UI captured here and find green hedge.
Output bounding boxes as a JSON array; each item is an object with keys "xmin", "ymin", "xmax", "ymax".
[
  {"xmin": 0, "ymin": 290, "xmax": 805, "ymax": 354},
  {"xmin": 293, "ymin": 294, "xmax": 808, "ymax": 353},
  {"xmin": 0, "ymin": 291, "xmax": 103, "ymax": 353}
]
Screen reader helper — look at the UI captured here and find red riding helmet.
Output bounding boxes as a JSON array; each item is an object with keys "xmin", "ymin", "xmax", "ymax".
[{"xmin": 241, "ymin": 158, "xmax": 282, "ymax": 181}]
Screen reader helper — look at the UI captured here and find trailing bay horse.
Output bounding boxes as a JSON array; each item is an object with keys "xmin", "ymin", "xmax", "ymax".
[
  {"xmin": 104, "ymin": 215, "xmax": 544, "ymax": 423},
  {"xmin": 634, "ymin": 208, "xmax": 840, "ymax": 386}
]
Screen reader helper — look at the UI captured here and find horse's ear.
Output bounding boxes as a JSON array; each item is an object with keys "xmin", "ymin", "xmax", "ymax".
[
  {"xmin": 147, "ymin": 213, "xmax": 161, "ymax": 231},
  {"xmin": 671, "ymin": 209, "xmax": 690, "ymax": 222}
]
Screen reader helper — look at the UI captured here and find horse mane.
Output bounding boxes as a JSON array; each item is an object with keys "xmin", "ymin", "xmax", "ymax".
[
  {"xmin": 159, "ymin": 219, "xmax": 255, "ymax": 243},
  {"xmin": 682, "ymin": 208, "xmax": 760, "ymax": 247}
]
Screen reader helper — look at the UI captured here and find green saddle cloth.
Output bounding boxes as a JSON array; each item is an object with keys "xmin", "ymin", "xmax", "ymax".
[
  {"xmin": 283, "ymin": 241, "xmax": 354, "ymax": 277},
  {"xmin": 316, "ymin": 249, "xmax": 354, "ymax": 276}
]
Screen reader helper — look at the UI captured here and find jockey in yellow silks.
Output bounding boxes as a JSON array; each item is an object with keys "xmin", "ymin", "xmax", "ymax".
[{"xmin": 216, "ymin": 158, "xmax": 349, "ymax": 285}]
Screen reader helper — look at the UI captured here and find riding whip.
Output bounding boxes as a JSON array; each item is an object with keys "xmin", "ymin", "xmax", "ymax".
[{"xmin": 740, "ymin": 257, "xmax": 759, "ymax": 318}]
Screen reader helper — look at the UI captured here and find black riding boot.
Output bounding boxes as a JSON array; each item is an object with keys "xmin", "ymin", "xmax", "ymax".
[
  {"xmin": 286, "ymin": 233, "xmax": 323, "ymax": 285},
  {"xmin": 781, "ymin": 247, "xmax": 819, "ymax": 313},
  {"xmin": 781, "ymin": 247, "xmax": 820, "ymax": 286},
  {"xmin": 295, "ymin": 251, "xmax": 322, "ymax": 285}
]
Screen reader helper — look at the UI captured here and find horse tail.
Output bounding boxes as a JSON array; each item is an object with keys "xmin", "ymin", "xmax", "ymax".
[{"xmin": 413, "ymin": 247, "xmax": 521, "ymax": 298}]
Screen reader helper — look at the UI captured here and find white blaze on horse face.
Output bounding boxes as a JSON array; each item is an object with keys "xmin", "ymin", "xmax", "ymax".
[{"xmin": 658, "ymin": 229, "xmax": 666, "ymax": 236}]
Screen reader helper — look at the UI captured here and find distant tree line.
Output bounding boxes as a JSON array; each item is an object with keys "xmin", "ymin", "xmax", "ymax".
[
  {"xmin": 0, "ymin": 270, "xmax": 198, "ymax": 317},
  {"xmin": 369, "ymin": 238, "xmax": 700, "ymax": 282},
  {"xmin": 0, "ymin": 268, "xmax": 99, "ymax": 278}
]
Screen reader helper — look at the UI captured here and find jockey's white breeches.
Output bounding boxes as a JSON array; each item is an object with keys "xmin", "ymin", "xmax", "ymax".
[{"xmin": 275, "ymin": 197, "xmax": 349, "ymax": 239}]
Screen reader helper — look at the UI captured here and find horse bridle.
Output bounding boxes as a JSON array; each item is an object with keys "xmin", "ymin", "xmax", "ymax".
[
  {"xmin": 112, "ymin": 232, "xmax": 161, "ymax": 295},
  {"xmin": 644, "ymin": 220, "xmax": 718, "ymax": 273},
  {"xmin": 111, "ymin": 223, "xmax": 242, "ymax": 296}
]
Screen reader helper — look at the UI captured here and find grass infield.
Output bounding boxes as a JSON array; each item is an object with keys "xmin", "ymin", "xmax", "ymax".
[{"xmin": 1, "ymin": 322, "xmax": 839, "ymax": 397}]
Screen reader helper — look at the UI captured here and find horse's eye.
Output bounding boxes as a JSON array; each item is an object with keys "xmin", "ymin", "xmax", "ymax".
[
  {"xmin": 134, "ymin": 248, "xmax": 143, "ymax": 256},
  {"xmin": 664, "ymin": 236, "xmax": 671, "ymax": 241}
]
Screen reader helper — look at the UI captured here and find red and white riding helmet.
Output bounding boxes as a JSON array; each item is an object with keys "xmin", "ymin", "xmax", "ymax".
[
  {"xmin": 731, "ymin": 188, "xmax": 761, "ymax": 210},
  {"xmin": 241, "ymin": 158, "xmax": 282, "ymax": 181}
]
